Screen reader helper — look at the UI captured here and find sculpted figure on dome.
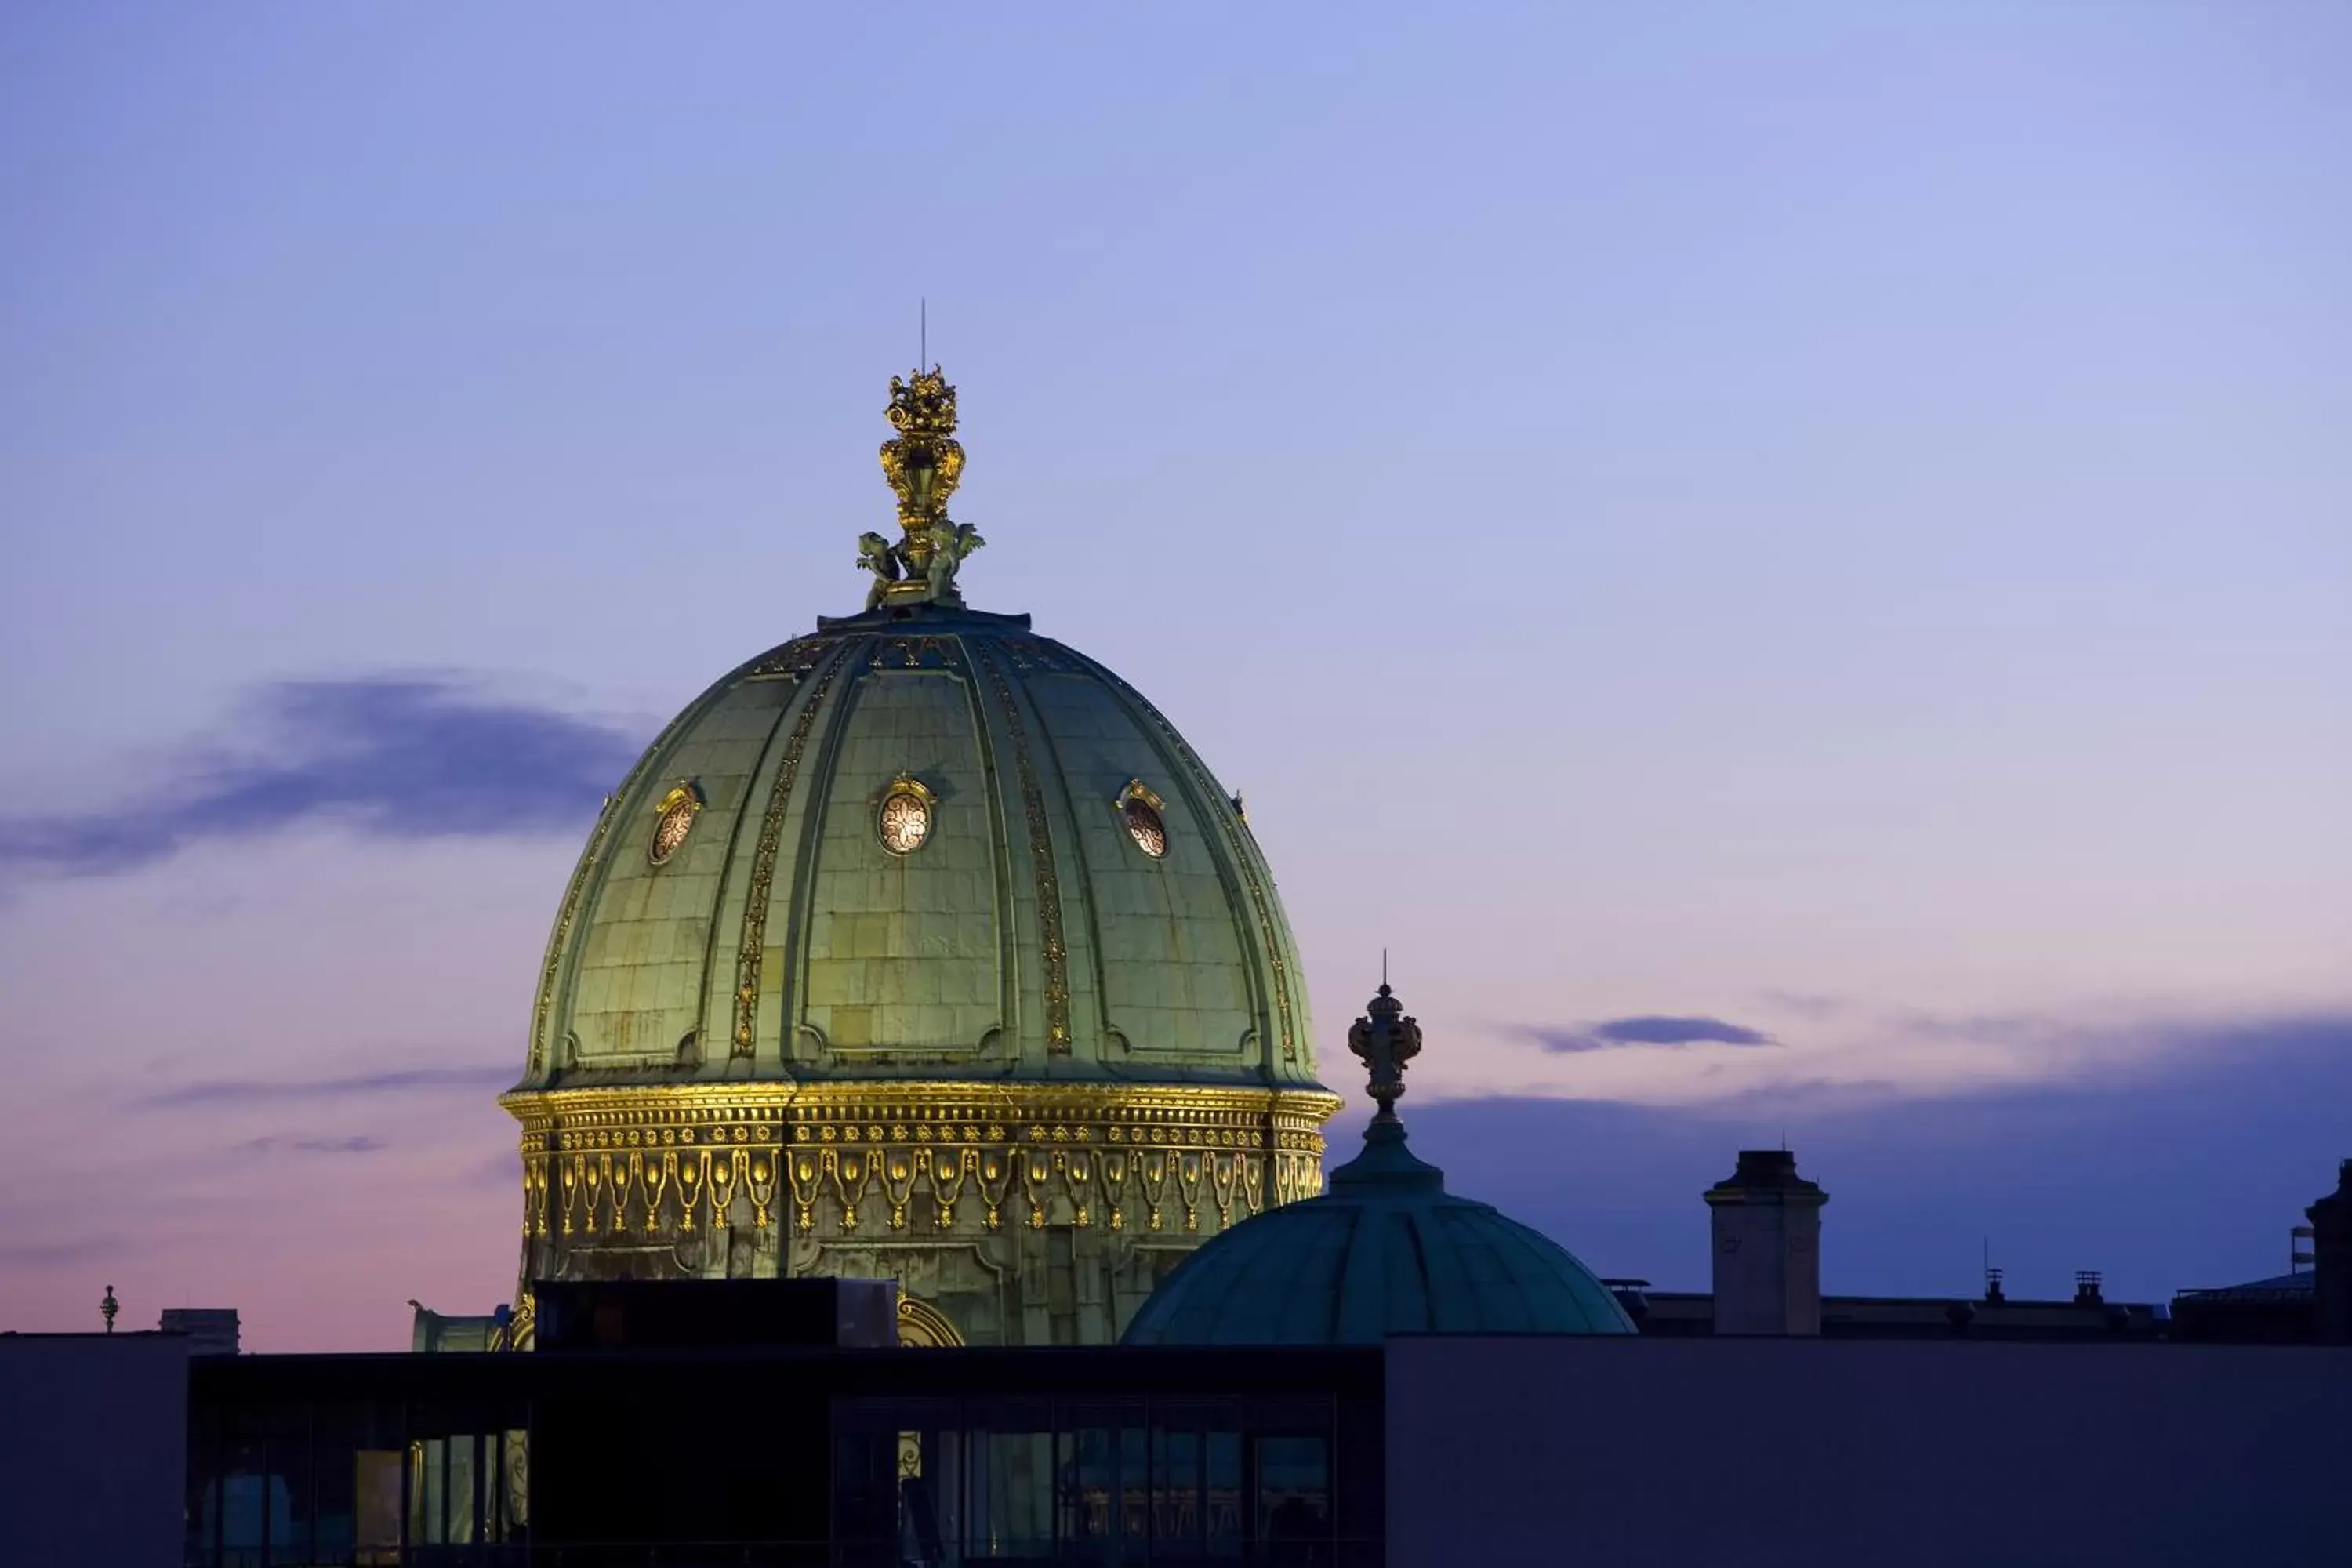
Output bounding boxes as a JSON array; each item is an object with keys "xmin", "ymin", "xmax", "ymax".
[
  {"xmin": 920, "ymin": 519, "xmax": 986, "ymax": 605},
  {"xmin": 856, "ymin": 530, "xmax": 902, "ymax": 610},
  {"xmin": 862, "ymin": 366, "xmax": 990, "ymax": 609}
]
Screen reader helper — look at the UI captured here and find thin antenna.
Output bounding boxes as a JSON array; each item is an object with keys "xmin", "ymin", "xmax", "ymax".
[
  {"xmin": 1381, "ymin": 947, "xmax": 1388, "ymax": 987},
  {"xmin": 920, "ymin": 298, "xmax": 927, "ymax": 370}
]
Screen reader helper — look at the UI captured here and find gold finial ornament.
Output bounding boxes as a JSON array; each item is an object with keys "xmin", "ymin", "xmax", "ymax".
[
  {"xmin": 1346, "ymin": 982, "xmax": 1421, "ymax": 1124},
  {"xmin": 862, "ymin": 366, "xmax": 985, "ymax": 608}
]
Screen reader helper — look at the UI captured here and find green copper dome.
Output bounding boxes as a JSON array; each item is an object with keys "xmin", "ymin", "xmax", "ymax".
[
  {"xmin": 1121, "ymin": 984, "xmax": 1635, "ymax": 1345},
  {"xmin": 511, "ymin": 602, "xmax": 1322, "ymax": 1088},
  {"xmin": 499, "ymin": 368, "xmax": 1338, "ymax": 1349}
]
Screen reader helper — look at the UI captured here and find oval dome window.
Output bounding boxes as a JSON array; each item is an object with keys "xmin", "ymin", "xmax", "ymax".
[
  {"xmin": 878, "ymin": 779, "xmax": 935, "ymax": 855},
  {"xmin": 1121, "ymin": 794, "xmax": 1168, "ymax": 858},
  {"xmin": 648, "ymin": 782, "xmax": 702, "ymax": 866}
]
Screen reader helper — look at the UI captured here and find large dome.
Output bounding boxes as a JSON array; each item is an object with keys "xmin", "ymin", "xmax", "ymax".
[
  {"xmin": 513, "ymin": 608, "xmax": 1323, "ymax": 1089},
  {"xmin": 1123, "ymin": 984, "xmax": 1635, "ymax": 1345},
  {"xmin": 500, "ymin": 368, "xmax": 1338, "ymax": 1347}
]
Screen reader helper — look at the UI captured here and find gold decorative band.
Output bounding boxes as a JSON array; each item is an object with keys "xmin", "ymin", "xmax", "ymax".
[{"xmin": 503, "ymin": 1080, "xmax": 1339, "ymax": 1243}]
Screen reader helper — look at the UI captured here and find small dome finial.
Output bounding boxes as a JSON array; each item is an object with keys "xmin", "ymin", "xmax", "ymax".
[
  {"xmin": 859, "ymin": 365, "xmax": 985, "ymax": 612},
  {"xmin": 1347, "ymin": 971, "xmax": 1421, "ymax": 1127}
]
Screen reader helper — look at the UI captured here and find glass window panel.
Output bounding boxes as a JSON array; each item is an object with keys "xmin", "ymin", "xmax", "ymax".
[
  {"xmin": 264, "ymin": 1417, "xmax": 312, "ymax": 1568},
  {"xmin": 1054, "ymin": 1401, "xmax": 1145, "ymax": 1562},
  {"xmin": 493, "ymin": 1428, "xmax": 530, "ymax": 1542},
  {"xmin": 1255, "ymin": 1435, "xmax": 1330, "ymax": 1547},
  {"xmin": 407, "ymin": 1439, "xmax": 440, "ymax": 1548},
  {"xmin": 901, "ymin": 1425, "xmax": 962, "ymax": 1568},
  {"xmin": 1152, "ymin": 1426, "xmax": 1202, "ymax": 1552},
  {"xmin": 187, "ymin": 1410, "xmax": 221, "ymax": 1568},
  {"xmin": 971, "ymin": 1428, "xmax": 1052, "ymax": 1559},
  {"xmin": 307, "ymin": 1403, "xmax": 396, "ymax": 1566},
  {"xmin": 445, "ymin": 1430, "xmax": 481, "ymax": 1544},
  {"xmin": 1054, "ymin": 1428, "xmax": 1110, "ymax": 1551},
  {"xmin": 222, "ymin": 1435, "xmax": 265, "ymax": 1568},
  {"xmin": 833, "ymin": 1425, "xmax": 901, "ymax": 1551},
  {"xmin": 352, "ymin": 1448, "xmax": 403, "ymax": 1567},
  {"xmin": 1054, "ymin": 1421, "xmax": 1149, "ymax": 1561},
  {"xmin": 1205, "ymin": 1431, "xmax": 1243, "ymax": 1556},
  {"xmin": 834, "ymin": 1399, "xmax": 967, "ymax": 1565},
  {"xmin": 1120, "ymin": 1425, "xmax": 1148, "ymax": 1548}
]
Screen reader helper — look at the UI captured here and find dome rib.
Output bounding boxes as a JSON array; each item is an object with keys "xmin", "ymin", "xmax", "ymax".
[
  {"xmin": 1070, "ymin": 647, "xmax": 1308, "ymax": 1076},
  {"xmin": 518, "ymin": 614, "xmax": 1332, "ymax": 1088}
]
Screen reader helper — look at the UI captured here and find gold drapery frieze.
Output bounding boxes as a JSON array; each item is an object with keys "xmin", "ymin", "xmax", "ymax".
[{"xmin": 503, "ymin": 1081, "xmax": 1335, "ymax": 1242}]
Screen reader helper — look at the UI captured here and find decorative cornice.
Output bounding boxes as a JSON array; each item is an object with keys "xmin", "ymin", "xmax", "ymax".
[
  {"xmin": 503, "ymin": 1080, "xmax": 1339, "ymax": 1138},
  {"xmin": 503, "ymin": 1080, "xmax": 1338, "ymax": 1243}
]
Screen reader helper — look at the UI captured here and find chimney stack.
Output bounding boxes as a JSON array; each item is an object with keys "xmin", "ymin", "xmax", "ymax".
[
  {"xmin": 1704, "ymin": 1149, "xmax": 1828, "ymax": 1335},
  {"xmin": 2310, "ymin": 1158, "xmax": 2352, "ymax": 1345}
]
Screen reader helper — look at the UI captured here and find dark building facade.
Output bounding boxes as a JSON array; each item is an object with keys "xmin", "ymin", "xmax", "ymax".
[
  {"xmin": 172, "ymin": 1330, "xmax": 2352, "ymax": 1567},
  {"xmin": 183, "ymin": 1287, "xmax": 1381, "ymax": 1566}
]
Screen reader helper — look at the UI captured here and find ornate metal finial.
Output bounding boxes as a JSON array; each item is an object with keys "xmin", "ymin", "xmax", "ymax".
[
  {"xmin": 100, "ymin": 1283, "xmax": 118, "ymax": 1334},
  {"xmin": 860, "ymin": 366, "xmax": 985, "ymax": 610},
  {"xmin": 1347, "ymin": 980, "xmax": 1422, "ymax": 1123}
]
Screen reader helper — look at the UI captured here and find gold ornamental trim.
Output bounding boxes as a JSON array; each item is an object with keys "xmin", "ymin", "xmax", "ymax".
[
  {"xmin": 503, "ymin": 1080, "xmax": 1339, "ymax": 1142},
  {"xmin": 503, "ymin": 1081, "xmax": 1339, "ymax": 1243},
  {"xmin": 875, "ymin": 772, "xmax": 938, "ymax": 857},
  {"xmin": 731, "ymin": 642, "xmax": 855, "ymax": 1056},
  {"xmin": 897, "ymin": 1294, "xmax": 965, "ymax": 1348},
  {"xmin": 647, "ymin": 780, "xmax": 706, "ymax": 866},
  {"xmin": 973, "ymin": 644, "xmax": 1073, "ymax": 1051}
]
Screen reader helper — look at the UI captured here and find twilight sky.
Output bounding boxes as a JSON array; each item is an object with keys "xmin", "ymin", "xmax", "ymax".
[{"xmin": 2, "ymin": 5, "xmax": 2346, "ymax": 1349}]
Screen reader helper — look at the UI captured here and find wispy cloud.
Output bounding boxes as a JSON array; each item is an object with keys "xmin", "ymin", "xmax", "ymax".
[
  {"xmin": 0, "ymin": 676, "xmax": 645, "ymax": 879},
  {"xmin": 136, "ymin": 1065, "xmax": 513, "ymax": 1109},
  {"xmin": 1521, "ymin": 1014, "xmax": 1779, "ymax": 1053},
  {"xmin": 1758, "ymin": 990, "xmax": 1848, "ymax": 1019},
  {"xmin": 0, "ymin": 1237, "xmax": 121, "ymax": 1269},
  {"xmin": 233, "ymin": 1134, "xmax": 390, "ymax": 1156},
  {"xmin": 1392, "ymin": 1006, "xmax": 2352, "ymax": 1304},
  {"xmin": 1881, "ymin": 1007, "xmax": 2352, "ymax": 1080}
]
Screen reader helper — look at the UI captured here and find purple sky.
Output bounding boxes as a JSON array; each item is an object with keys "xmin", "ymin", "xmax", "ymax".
[{"xmin": 2, "ymin": 6, "xmax": 2347, "ymax": 1349}]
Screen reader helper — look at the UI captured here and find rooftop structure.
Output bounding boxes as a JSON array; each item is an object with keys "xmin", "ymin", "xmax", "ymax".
[{"xmin": 1122, "ymin": 980, "xmax": 1634, "ymax": 1344}]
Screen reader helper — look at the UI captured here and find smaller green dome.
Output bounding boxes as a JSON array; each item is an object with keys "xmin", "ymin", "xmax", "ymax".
[{"xmin": 1121, "ymin": 984, "xmax": 1636, "ymax": 1345}]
